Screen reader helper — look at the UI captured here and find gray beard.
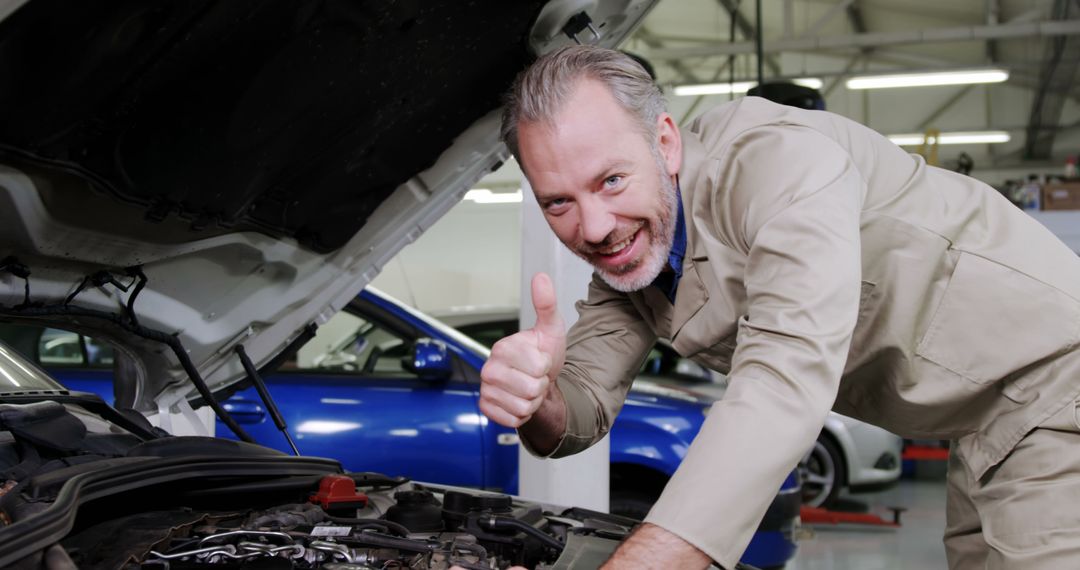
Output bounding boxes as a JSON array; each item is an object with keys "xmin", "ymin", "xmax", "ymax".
[{"xmin": 595, "ymin": 150, "xmax": 679, "ymax": 293}]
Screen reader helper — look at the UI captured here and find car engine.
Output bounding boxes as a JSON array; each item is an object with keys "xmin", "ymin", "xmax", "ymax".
[
  {"xmin": 63, "ymin": 476, "xmax": 634, "ymax": 570},
  {"xmin": 0, "ymin": 399, "xmax": 634, "ymax": 570},
  {"xmin": 86, "ymin": 477, "xmax": 630, "ymax": 570}
]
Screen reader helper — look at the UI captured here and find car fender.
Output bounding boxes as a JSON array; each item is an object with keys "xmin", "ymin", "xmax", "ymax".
[
  {"xmin": 608, "ymin": 418, "xmax": 691, "ymax": 477},
  {"xmin": 821, "ymin": 413, "xmax": 857, "ymax": 483}
]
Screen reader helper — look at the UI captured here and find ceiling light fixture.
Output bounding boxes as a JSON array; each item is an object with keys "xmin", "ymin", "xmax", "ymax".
[
  {"xmin": 463, "ymin": 188, "xmax": 523, "ymax": 204},
  {"xmin": 847, "ymin": 69, "xmax": 1009, "ymax": 90},
  {"xmin": 673, "ymin": 77, "xmax": 823, "ymax": 97},
  {"xmin": 887, "ymin": 131, "xmax": 1011, "ymax": 146}
]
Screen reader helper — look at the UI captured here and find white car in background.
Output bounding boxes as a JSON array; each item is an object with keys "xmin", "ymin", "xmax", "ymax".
[{"xmin": 437, "ymin": 307, "xmax": 904, "ymax": 509}]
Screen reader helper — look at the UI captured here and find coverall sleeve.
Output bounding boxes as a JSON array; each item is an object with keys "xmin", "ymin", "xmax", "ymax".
[
  {"xmin": 519, "ymin": 272, "xmax": 658, "ymax": 458},
  {"xmin": 645, "ymin": 125, "xmax": 865, "ymax": 568}
]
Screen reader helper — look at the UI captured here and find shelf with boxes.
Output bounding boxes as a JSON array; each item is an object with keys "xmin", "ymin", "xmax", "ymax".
[{"xmin": 1043, "ymin": 180, "xmax": 1080, "ymax": 211}]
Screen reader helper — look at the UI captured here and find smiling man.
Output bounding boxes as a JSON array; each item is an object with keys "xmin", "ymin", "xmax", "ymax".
[{"xmin": 479, "ymin": 45, "xmax": 1080, "ymax": 569}]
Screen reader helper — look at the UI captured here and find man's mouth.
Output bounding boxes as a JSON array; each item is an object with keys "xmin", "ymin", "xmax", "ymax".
[
  {"xmin": 599, "ymin": 234, "xmax": 635, "ymax": 255},
  {"xmin": 590, "ymin": 225, "xmax": 646, "ymax": 270}
]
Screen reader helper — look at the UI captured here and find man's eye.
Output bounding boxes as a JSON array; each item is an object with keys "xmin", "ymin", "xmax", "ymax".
[
  {"xmin": 603, "ymin": 175, "xmax": 622, "ymax": 188},
  {"xmin": 544, "ymin": 198, "xmax": 568, "ymax": 211}
]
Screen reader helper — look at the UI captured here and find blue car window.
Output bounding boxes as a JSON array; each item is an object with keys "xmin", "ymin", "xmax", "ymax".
[
  {"xmin": 295, "ymin": 310, "xmax": 414, "ymax": 377},
  {"xmin": 84, "ymin": 336, "xmax": 115, "ymax": 368},
  {"xmin": 38, "ymin": 328, "xmax": 84, "ymax": 366}
]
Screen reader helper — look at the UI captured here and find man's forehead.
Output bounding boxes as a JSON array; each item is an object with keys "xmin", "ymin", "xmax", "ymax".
[{"xmin": 518, "ymin": 82, "xmax": 645, "ymax": 177}]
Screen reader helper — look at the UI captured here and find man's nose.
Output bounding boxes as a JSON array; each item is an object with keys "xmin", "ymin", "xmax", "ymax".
[{"xmin": 579, "ymin": 199, "xmax": 615, "ymax": 244}]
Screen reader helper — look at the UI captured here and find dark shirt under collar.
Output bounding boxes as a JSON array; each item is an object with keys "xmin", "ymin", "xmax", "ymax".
[{"xmin": 651, "ymin": 187, "xmax": 686, "ymax": 304}]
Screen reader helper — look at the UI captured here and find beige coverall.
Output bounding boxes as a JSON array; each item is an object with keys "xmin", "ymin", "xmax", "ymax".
[{"xmin": 523, "ymin": 97, "xmax": 1080, "ymax": 569}]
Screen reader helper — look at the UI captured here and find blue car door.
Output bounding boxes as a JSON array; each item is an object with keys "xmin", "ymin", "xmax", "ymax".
[{"xmin": 218, "ymin": 302, "xmax": 488, "ymax": 488}]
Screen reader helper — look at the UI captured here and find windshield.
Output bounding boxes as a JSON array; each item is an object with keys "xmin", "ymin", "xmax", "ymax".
[
  {"xmin": 366, "ymin": 288, "xmax": 492, "ymax": 359},
  {"xmin": 0, "ymin": 339, "xmax": 68, "ymax": 392}
]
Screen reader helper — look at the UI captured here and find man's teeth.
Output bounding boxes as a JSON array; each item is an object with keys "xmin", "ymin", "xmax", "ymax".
[{"xmin": 602, "ymin": 236, "xmax": 633, "ymax": 255}]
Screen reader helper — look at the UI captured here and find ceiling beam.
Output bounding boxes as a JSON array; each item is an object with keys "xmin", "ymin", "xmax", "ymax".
[
  {"xmin": 846, "ymin": 1, "xmax": 868, "ymax": 35},
  {"xmin": 821, "ymin": 53, "xmax": 866, "ymax": 96},
  {"xmin": 805, "ymin": 0, "xmax": 856, "ymax": 37},
  {"xmin": 917, "ymin": 85, "xmax": 976, "ymax": 131},
  {"xmin": 635, "ymin": 27, "xmax": 702, "ymax": 85},
  {"xmin": 1023, "ymin": 0, "xmax": 1080, "ymax": 159},
  {"xmin": 644, "ymin": 19, "xmax": 1080, "ymax": 60},
  {"xmin": 713, "ymin": 0, "xmax": 782, "ymax": 76},
  {"xmin": 783, "ymin": 0, "xmax": 794, "ymax": 38},
  {"xmin": 985, "ymin": 0, "xmax": 1000, "ymax": 62}
]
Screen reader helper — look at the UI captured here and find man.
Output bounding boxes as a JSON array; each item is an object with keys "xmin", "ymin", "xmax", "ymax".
[{"xmin": 479, "ymin": 45, "xmax": 1080, "ymax": 569}]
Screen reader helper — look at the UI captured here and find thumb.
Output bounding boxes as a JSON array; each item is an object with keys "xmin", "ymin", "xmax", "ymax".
[{"xmin": 530, "ymin": 272, "xmax": 564, "ymax": 337}]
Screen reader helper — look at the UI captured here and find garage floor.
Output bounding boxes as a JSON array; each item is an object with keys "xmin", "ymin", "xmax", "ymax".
[{"xmin": 788, "ymin": 479, "xmax": 948, "ymax": 569}]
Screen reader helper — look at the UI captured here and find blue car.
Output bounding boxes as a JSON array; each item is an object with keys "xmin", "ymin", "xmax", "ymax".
[{"xmin": 2, "ymin": 287, "xmax": 800, "ymax": 568}]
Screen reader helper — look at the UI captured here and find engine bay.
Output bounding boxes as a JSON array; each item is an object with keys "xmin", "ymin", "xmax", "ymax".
[
  {"xmin": 61, "ymin": 475, "xmax": 633, "ymax": 569},
  {"xmin": 0, "ymin": 399, "xmax": 634, "ymax": 569}
]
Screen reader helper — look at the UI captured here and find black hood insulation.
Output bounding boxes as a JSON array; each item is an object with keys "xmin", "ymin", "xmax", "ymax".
[{"xmin": 0, "ymin": 0, "xmax": 545, "ymax": 252}]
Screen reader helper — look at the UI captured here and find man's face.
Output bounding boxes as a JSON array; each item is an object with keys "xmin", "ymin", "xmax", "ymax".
[{"xmin": 517, "ymin": 79, "xmax": 683, "ymax": 292}]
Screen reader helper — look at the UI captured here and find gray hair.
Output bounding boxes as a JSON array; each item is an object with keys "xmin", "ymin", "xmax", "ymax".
[{"xmin": 500, "ymin": 45, "xmax": 667, "ymax": 160}]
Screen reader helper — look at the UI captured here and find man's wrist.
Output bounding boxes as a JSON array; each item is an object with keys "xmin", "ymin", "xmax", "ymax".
[{"xmin": 518, "ymin": 380, "xmax": 567, "ymax": 456}]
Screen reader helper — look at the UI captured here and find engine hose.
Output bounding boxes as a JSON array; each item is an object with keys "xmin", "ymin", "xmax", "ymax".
[
  {"xmin": 478, "ymin": 515, "xmax": 564, "ymax": 553},
  {"xmin": 323, "ymin": 516, "xmax": 411, "ymax": 537},
  {"xmin": 345, "ymin": 531, "xmax": 438, "ymax": 553}
]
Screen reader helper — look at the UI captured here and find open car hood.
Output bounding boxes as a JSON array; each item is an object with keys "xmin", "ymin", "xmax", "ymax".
[{"xmin": 0, "ymin": 0, "xmax": 656, "ymax": 417}]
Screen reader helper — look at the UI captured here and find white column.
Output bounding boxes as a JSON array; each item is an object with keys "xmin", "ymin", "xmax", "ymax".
[{"xmin": 517, "ymin": 177, "xmax": 610, "ymax": 512}]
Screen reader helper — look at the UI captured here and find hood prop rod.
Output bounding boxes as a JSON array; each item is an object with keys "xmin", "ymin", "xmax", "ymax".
[{"xmin": 235, "ymin": 344, "xmax": 300, "ymax": 456}]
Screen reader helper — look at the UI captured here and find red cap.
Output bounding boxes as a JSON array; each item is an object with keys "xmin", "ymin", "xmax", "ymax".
[{"xmin": 310, "ymin": 474, "xmax": 369, "ymax": 511}]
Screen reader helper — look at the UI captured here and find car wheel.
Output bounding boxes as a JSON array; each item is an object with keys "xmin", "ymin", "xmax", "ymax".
[
  {"xmin": 609, "ymin": 489, "xmax": 656, "ymax": 521},
  {"xmin": 799, "ymin": 436, "xmax": 844, "ymax": 509}
]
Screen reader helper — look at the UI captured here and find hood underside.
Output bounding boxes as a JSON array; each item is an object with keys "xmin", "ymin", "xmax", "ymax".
[
  {"xmin": 0, "ymin": 0, "xmax": 656, "ymax": 417},
  {"xmin": 0, "ymin": 0, "xmax": 544, "ymax": 253}
]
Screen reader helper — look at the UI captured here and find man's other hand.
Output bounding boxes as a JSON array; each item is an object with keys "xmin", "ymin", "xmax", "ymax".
[
  {"xmin": 479, "ymin": 273, "xmax": 567, "ymax": 429},
  {"xmin": 602, "ymin": 523, "xmax": 713, "ymax": 569}
]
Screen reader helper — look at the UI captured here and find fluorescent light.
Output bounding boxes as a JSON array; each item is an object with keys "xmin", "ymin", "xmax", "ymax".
[
  {"xmin": 674, "ymin": 82, "xmax": 755, "ymax": 96},
  {"xmin": 673, "ymin": 77, "xmax": 822, "ymax": 97},
  {"xmin": 463, "ymin": 188, "xmax": 523, "ymax": 204},
  {"xmin": 792, "ymin": 78, "xmax": 824, "ymax": 89},
  {"xmin": 847, "ymin": 69, "xmax": 1008, "ymax": 90},
  {"xmin": 888, "ymin": 131, "xmax": 1011, "ymax": 146}
]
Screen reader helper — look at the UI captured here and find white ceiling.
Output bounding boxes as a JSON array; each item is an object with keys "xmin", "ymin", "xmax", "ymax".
[{"xmin": 616, "ymin": 0, "xmax": 1079, "ymax": 171}]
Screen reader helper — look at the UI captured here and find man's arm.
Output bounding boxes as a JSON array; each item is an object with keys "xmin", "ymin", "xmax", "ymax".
[
  {"xmin": 617, "ymin": 124, "xmax": 866, "ymax": 568},
  {"xmin": 602, "ymin": 524, "xmax": 712, "ymax": 570},
  {"xmin": 517, "ymin": 378, "xmax": 567, "ymax": 455}
]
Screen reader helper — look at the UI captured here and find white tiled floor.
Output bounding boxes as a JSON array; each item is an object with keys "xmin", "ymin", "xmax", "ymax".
[{"xmin": 787, "ymin": 479, "xmax": 949, "ymax": 569}]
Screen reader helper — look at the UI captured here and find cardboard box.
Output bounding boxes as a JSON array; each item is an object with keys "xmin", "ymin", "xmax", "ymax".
[{"xmin": 1042, "ymin": 182, "xmax": 1080, "ymax": 211}]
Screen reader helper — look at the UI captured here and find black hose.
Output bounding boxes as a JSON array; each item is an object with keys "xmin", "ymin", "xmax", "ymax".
[
  {"xmin": 479, "ymin": 515, "xmax": 564, "ymax": 553},
  {"xmin": 344, "ymin": 530, "xmax": 438, "ymax": 553},
  {"xmin": 323, "ymin": 516, "xmax": 411, "ymax": 537}
]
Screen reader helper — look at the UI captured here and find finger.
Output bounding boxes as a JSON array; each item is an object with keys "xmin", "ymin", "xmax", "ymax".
[
  {"xmin": 530, "ymin": 272, "xmax": 563, "ymax": 337},
  {"xmin": 482, "ymin": 362, "xmax": 550, "ymax": 401},
  {"xmin": 481, "ymin": 380, "xmax": 545, "ymax": 420},
  {"xmin": 479, "ymin": 385, "xmax": 534, "ymax": 427},
  {"xmin": 488, "ymin": 335, "xmax": 552, "ymax": 378}
]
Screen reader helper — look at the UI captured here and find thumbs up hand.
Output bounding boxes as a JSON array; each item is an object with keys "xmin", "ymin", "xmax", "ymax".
[{"xmin": 479, "ymin": 273, "xmax": 567, "ymax": 428}]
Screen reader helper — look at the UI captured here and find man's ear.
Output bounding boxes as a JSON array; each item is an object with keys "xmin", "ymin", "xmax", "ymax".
[{"xmin": 656, "ymin": 113, "xmax": 682, "ymax": 177}]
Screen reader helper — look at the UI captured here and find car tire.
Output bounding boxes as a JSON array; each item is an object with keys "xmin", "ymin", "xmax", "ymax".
[
  {"xmin": 609, "ymin": 489, "xmax": 656, "ymax": 521},
  {"xmin": 800, "ymin": 436, "xmax": 844, "ymax": 509}
]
